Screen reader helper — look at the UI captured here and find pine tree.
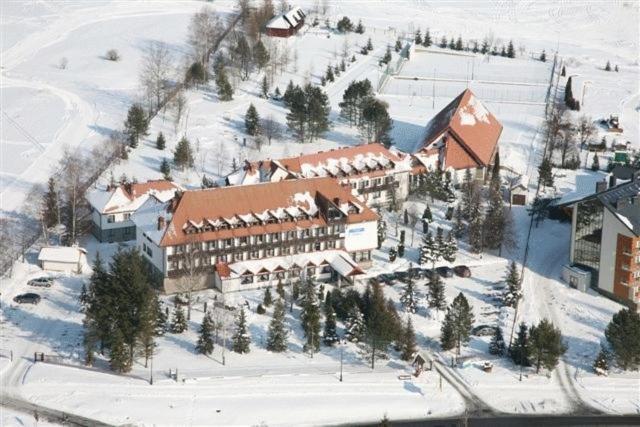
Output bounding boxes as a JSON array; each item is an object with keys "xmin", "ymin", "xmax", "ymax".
[
  {"xmin": 266, "ymin": 299, "xmax": 288, "ymax": 352},
  {"xmin": 414, "ymin": 29, "xmax": 422, "ymax": 45},
  {"xmin": 215, "ymin": 67, "xmax": 234, "ymax": 101},
  {"xmin": 196, "ymin": 311, "xmax": 215, "ymax": 355},
  {"xmin": 397, "ymin": 242, "xmax": 405, "ymax": 258},
  {"xmin": 423, "ymin": 29, "xmax": 432, "ymax": 47},
  {"xmin": 359, "ymin": 96, "xmax": 392, "ymax": 147},
  {"xmin": 472, "ymin": 41, "xmax": 479, "ymax": 53},
  {"xmin": 345, "ymin": 305, "xmax": 366, "ymax": 343},
  {"xmin": 366, "ymin": 37, "xmax": 373, "ymax": 51},
  {"xmin": 439, "ymin": 36, "xmax": 447, "ymax": 49},
  {"xmin": 593, "ymin": 347, "xmax": 609, "ymax": 375},
  {"xmin": 421, "ymin": 206, "xmax": 432, "ymax": 233},
  {"xmin": 364, "ymin": 282, "xmax": 395, "ymax": 369},
  {"xmin": 455, "ymin": 36, "xmax": 463, "ymax": 51},
  {"xmin": 173, "ymin": 137, "xmax": 194, "ymax": 170},
  {"xmin": 274, "ymin": 87, "xmax": 281, "ymax": 98},
  {"xmin": 480, "ymin": 39, "xmax": 489, "ymax": 54},
  {"xmin": 123, "ymin": 104, "xmax": 148, "ymax": 148},
  {"xmin": 440, "ymin": 292, "xmax": 474, "ymax": 354},
  {"xmin": 539, "ymin": 49, "xmax": 546, "ymax": 62},
  {"xmin": 502, "ymin": 261, "xmax": 521, "ymax": 307},
  {"xmin": 245, "ymin": 103, "xmax": 260, "ymax": 136},
  {"xmin": 261, "ymin": 75, "xmax": 269, "ymax": 98},
  {"xmin": 400, "ymin": 280, "xmax": 418, "ymax": 314},
  {"xmin": 253, "ymin": 40, "xmax": 270, "ymax": 69},
  {"xmin": 381, "ymin": 46, "xmax": 392, "ymax": 65},
  {"xmin": 276, "ymin": 281, "xmax": 285, "ymax": 299},
  {"xmin": 160, "ymin": 158, "xmax": 171, "ymax": 180},
  {"xmin": 400, "ymin": 317, "xmax": 417, "ymax": 361},
  {"xmin": 605, "ymin": 60, "xmax": 611, "ymax": 71},
  {"xmin": 428, "ymin": 274, "xmax": 446, "ymax": 312},
  {"xmin": 394, "ymin": 38, "xmax": 402, "ymax": 52},
  {"xmin": 419, "ymin": 230, "xmax": 437, "ymax": 267},
  {"xmin": 500, "ymin": 45, "xmax": 507, "ymax": 57},
  {"xmin": 507, "ymin": 40, "xmax": 515, "ymax": 58},
  {"xmin": 300, "ymin": 281, "xmax": 321, "ymax": 352},
  {"xmin": 232, "ymin": 307, "xmax": 251, "ymax": 354},
  {"xmin": 109, "ymin": 328, "xmax": 131, "ymax": 373},
  {"xmin": 137, "ymin": 294, "xmax": 157, "ymax": 367},
  {"xmin": 323, "ymin": 303, "xmax": 339, "ymax": 346},
  {"xmin": 170, "ymin": 305, "xmax": 188, "ymax": 333},
  {"xmin": 605, "ymin": 308, "xmax": 640, "ymax": 370},
  {"xmin": 448, "ymin": 37, "xmax": 456, "ymax": 50},
  {"xmin": 461, "ymin": 169, "xmax": 475, "ymax": 220},
  {"xmin": 488, "ymin": 326, "xmax": 506, "ymax": 356},
  {"xmin": 483, "ymin": 179, "xmax": 506, "ymax": 251},
  {"xmin": 467, "ymin": 195, "xmax": 484, "ymax": 254},
  {"xmin": 263, "ymin": 287, "xmax": 273, "ymax": 307},
  {"xmin": 453, "ymin": 205, "xmax": 465, "ymax": 238},
  {"xmin": 355, "ymin": 20, "xmax": 364, "ymax": 34},
  {"xmin": 325, "ymin": 64, "xmax": 335, "ymax": 82},
  {"xmin": 156, "ymin": 132, "xmax": 166, "ymax": 150},
  {"xmin": 510, "ymin": 322, "xmax": 530, "ymax": 366},
  {"xmin": 43, "ymin": 177, "xmax": 59, "ymax": 228},
  {"xmin": 377, "ymin": 219, "xmax": 386, "ymax": 249},
  {"xmin": 389, "ymin": 247, "xmax": 397, "ymax": 262},
  {"xmin": 154, "ymin": 297, "xmax": 168, "ymax": 336},
  {"xmin": 591, "ymin": 154, "xmax": 600, "ymax": 171},
  {"xmin": 527, "ymin": 319, "xmax": 567, "ymax": 374},
  {"xmin": 538, "ymin": 157, "xmax": 554, "ymax": 187}
]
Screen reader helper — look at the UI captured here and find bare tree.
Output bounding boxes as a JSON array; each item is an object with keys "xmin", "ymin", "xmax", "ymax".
[
  {"xmin": 261, "ymin": 115, "xmax": 282, "ymax": 145},
  {"xmin": 140, "ymin": 41, "xmax": 174, "ymax": 114},
  {"xmin": 58, "ymin": 149, "xmax": 90, "ymax": 245},
  {"xmin": 543, "ymin": 103, "xmax": 569, "ymax": 159},
  {"xmin": 321, "ymin": 0, "xmax": 330, "ymax": 15},
  {"xmin": 576, "ymin": 115, "xmax": 597, "ymax": 150},
  {"xmin": 59, "ymin": 57, "xmax": 68, "ymax": 69},
  {"xmin": 178, "ymin": 234, "xmax": 206, "ymax": 321},
  {"xmin": 558, "ymin": 127, "xmax": 577, "ymax": 168},
  {"xmin": 187, "ymin": 7, "xmax": 223, "ymax": 66},
  {"xmin": 254, "ymin": 135, "xmax": 265, "ymax": 152},
  {"xmin": 171, "ymin": 91, "xmax": 188, "ymax": 133},
  {"xmin": 406, "ymin": 205, "xmax": 420, "ymax": 246}
]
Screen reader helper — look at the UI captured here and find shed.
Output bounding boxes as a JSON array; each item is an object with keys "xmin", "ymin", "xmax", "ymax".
[
  {"xmin": 38, "ymin": 246, "xmax": 87, "ymax": 273},
  {"xmin": 561, "ymin": 264, "xmax": 591, "ymax": 292},
  {"xmin": 509, "ymin": 175, "xmax": 529, "ymax": 206}
]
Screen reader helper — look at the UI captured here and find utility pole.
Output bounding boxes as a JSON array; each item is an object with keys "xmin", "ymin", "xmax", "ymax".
[
  {"xmin": 149, "ymin": 354, "xmax": 154, "ymax": 385},
  {"xmin": 339, "ymin": 341, "xmax": 344, "ymax": 382}
]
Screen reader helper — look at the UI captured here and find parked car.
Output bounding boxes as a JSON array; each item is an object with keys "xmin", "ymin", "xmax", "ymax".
[
  {"xmin": 393, "ymin": 271, "xmax": 410, "ymax": 283},
  {"xmin": 13, "ymin": 293, "xmax": 41, "ymax": 304},
  {"xmin": 377, "ymin": 274, "xmax": 395, "ymax": 285},
  {"xmin": 407, "ymin": 267, "xmax": 423, "ymax": 279},
  {"xmin": 453, "ymin": 265, "xmax": 471, "ymax": 278},
  {"xmin": 436, "ymin": 266, "xmax": 454, "ymax": 278},
  {"xmin": 422, "ymin": 268, "xmax": 437, "ymax": 281},
  {"xmin": 27, "ymin": 277, "xmax": 53, "ymax": 288},
  {"xmin": 472, "ymin": 325, "xmax": 497, "ymax": 337}
]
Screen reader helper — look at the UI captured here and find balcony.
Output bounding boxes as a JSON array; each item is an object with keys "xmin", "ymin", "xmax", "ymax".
[{"xmin": 358, "ymin": 180, "xmax": 399, "ymax": 195}]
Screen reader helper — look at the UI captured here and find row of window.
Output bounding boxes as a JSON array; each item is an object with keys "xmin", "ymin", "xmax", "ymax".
[
  {"xmin": 172, "ymin": 225, "xmax": 345, "ymax": 254},
  {"xmin": 240, "ymin": 265, "xmax": 333, "ymax": 285},
  {"xmin": 348, "ymin": 176, "xmax": 393, "ymax": 190},
  {"xmin": 169, "ymin": 239, "xmax": 341, "ymax": 270},
  {"xmin": 106, "ymin": 212, "xmax": 132, "ymax": 223}
]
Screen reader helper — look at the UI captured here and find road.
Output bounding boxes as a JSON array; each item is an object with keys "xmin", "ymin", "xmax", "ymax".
[{"xmin": 359, "ymin": 414, "xmax": 640, "ymax": 427}]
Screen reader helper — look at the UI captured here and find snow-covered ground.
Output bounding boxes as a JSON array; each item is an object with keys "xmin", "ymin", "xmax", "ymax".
[{"xmin": 1, "ymin": 0, "xmax": 639, "ymax": 425}]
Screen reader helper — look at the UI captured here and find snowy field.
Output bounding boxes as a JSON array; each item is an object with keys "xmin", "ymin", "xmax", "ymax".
[{"xmin": 1, "ymin": 0, "xmax": 640, "ymax": 425}]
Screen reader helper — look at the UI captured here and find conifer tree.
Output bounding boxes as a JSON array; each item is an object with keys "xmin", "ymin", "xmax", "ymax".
[
  {"xmin": 253, "ymin": 40, "xmax": 270, "ymax": 69},
  {"xmin": 510, "ymin": 322, "xmax": 530, "ymax": 366},
  {"xmin": 323, "ymin": 303, "xmax": 339, "ymax": 346},
  {"xmin": 232, "ymin": 307, "xmax": 251, "ymax": 353},
  {"xmin": 440, "ymin": 292, "xmax": 474, "ymax": 354},
  {"xmin": 502, "ymin": 261, "xmax": 521, "ymax": 308},
  {"xmin": 276, "ymin": 281, "xmax": 285, "ymax": 299},
  {"xmin": 467, "ymin": 195, "xmax": 484, "ymax": 253},
  {"xmin": 196, "ymin": 311, "xmax": 215, "ymax": 355},
  {"xmin": 394, "ymin": 38, "xmax": 402, "ymax": 52},
  {"xmin": 43, "ymin": 177, "xmax": 59, "ymax": 228},
  {"xmin": 539, "ymin": 49, "xmax": 546, "ymax": 62},
  {"xmin": 123, "ymin": 103, "xmax": 148, "ymax": 148},
  {"xmin": 439, "ymin": 36, "xmax": 447, "ymax": 48},
  {"xmin": 538, "ymin": 157, "xmax": 554, "ymax": 187},
  {"xmin": 261, "ymin": 75, "xmax": 269, "ymax": 98},
  {"xmin": 365, "ymin": 282, "xmax": 395, "ymax": 369},
  {"xmin": 483, "ymin": 178, "xmax": 506, "ymax": 251},
  {"xmin": 266, "ymin": 299, "xmax": 289, "ymax": 352},
  {"xmin": 591, "ymin": 154, "xmax": 600, "ymax": 171},
  {"xmin": 170, "ymin": 305, "xmax": 188, "ymax": 333},
  {"xmin": 389, "ymin": 247, "xmax": 397, "ymax": 262},
  {"xmin": 421, "ymin": 205, "xmax": 432, "ymax": 233},
  {"xmin": 414, "ymin": 29, "xmax": 422, "ymax": 45},
  {"xmin": 377, "ymin": 219, "xmax": 386, "ymax": 249},
  {"xmin": 137, "ymin": 295, "xmax": 157, "ymax": 367},
  {"xmin": 156, "ymin": 132, "xmax": 166, "ymax": 150},
  {"xmin": 154, "ymin": 297, "xmax": 168, "ymax": 336},
  {"xmin": 345, "ymin": 305, "xmax": 366, "ymax": 343},
  {"xmin": 366, "ymin": 37, "xmax": 373, "ymax": 51},
  {"xmin": 605, "ymin": 308, "xmax": 640, "ymax": 370},
  {"xmin": 561, "ymin": 65, "xmax": 566, "ymax": 76},
  {"xmin": 274, "ymin": 87, "xmax": 281, "ymax": 98},
  {"xmin": 381, "ymin": 46, "xmax": 392, "ymax": 65},
  {"xmin": 489, "ymin": 326, "xmax": 506, "ymax": 356},
  {"xmin": 325, "ymin": 64, "xmax": 335, "ymax": 82},
  {"xmin": 173, "ymin": 137, "xmax": 194, "ymax": 170},
  {"xmin": 500, "ymin": 45, "xmax": 507, "ymax": 57},
  {"xmin": 359, "ymin": 96, "xmax": 393, "ymax": 147},
  {"xmin": 355, "ymin": 20, "xmax": 364, "ymax": 34},
  {"xmin": 400, "ymin": 280, "xmax": 418, "ymax": 314},
  {"xmin": 428, "ymin": 274, "xmax": 446, "ymax": 312},
  {"xmin": 455, "ymin": 36, "xmax": 463, "ymax": 51},
  {"xmin": 262, "ymin": 287, "xmax": 273, "ymax": 307},
  {"xmin": 443, "ymin": 231, "xmax": 458, "ymax": 263},
  {"xmin": 245, "ymin": 103, "xmax": 260, "ymax": 136},
  {"xmin": 453, "ymin": 204, "xmax": 465, "ymax": 238},
  {"xmin": 448, "ymin": 38, "xmax": 456, "ymax": 50},
  {"xmin": 300, "ymin": 281, "xmax": 321, "ymax": 352},
  {"xmin": 480, "ymin": 39, "xmax": 489, "ymax": 54},
  {"xmin": 160, "ymin": 158, "xmax": 171, "ymax": 180},
  {"xmin": 109, "ymin": 328, "xmax": 131, "ymax": 373},
  {"xmin": 397, "ymin": 242, "xmax": 405, "ymax": 258},
  {"xmin": 593, "ymin": 347, "xmax": 609, "ymax": 375},
  {"xmin": 423, "ymin": 29, "xmax": 432, "ymax": 47},
  {"xmin": 420, "ymin": 230, "xmax": 437, "ymax": 267},
  {"xmin": 507, "ymin": 40, "xmax": 515, "ymax": 58},
  {"xmin": 605, "ymin": 60, "xmax": 611, "ymax": 71},
  {"xmin": 400, "ymin": 317, "xmax": 417, "ymax": 361},
  {"xmin": 527, "ymin": 319, "xmax": 567, "ymax": 374},
  {"xmin": 215, "ymin": 67, "xmax": 234, "ymax": 101}
]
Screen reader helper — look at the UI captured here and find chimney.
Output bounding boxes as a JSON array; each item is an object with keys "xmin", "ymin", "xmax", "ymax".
[
  {"xmin": 333, "ymin": 197, "xmax": 341, "ymax": 206},
  {"xmin": 595, "ymin": 180, "xmax": 607, "ymax": 193},
  {"xmin": 157, "ymin": 216, "xmax": 166, "ymax": 230},
  {"xmin": 609, "ymin": 175, "xmax": 617, "ymax": 188}
]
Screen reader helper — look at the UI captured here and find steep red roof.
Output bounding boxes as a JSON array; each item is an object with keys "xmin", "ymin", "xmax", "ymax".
[
  {"xmin": 418, "ymin": 89, "xmax": 502, "ymax": 168},
  {"xmin": 122, "ymin": 180, "xmax": 179, "ymax": 200}
]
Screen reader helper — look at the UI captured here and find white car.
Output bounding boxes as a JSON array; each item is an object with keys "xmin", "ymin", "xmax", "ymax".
[{"xmin": 27, "ymin": 277, "xmax": 53, "ymax": 288}]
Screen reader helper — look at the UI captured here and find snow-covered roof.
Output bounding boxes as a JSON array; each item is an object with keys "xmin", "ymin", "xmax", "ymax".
[
  {"xmin": 86, "ymin": 180, "xmax": 182, "ymax": 215},
  {"xmin": 222, "ymin": 250, "xmax": 363, "ymax": 279},
  {"xmin": 131, "ymin": 196, "xmax": 172, "ymax": 245},
  {"xmin": 266, "ymin": 6, "xmax": 305, "ymax": 30},
  {"xmin": 38, "ymin": 246, "xmax": 86, "ymax": 263}
]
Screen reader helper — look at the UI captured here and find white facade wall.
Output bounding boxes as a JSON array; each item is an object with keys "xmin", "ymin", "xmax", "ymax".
[
  {"xmin": 99, "ymin": 211, "xmax": 135, "ymax": 230},
  {"xmin": 137, "ymin": 227, "xmax": 166, "ymax": 274},
  {"xmin": 41, "ymin": 261, "xmax": 80, "ymax": 273},
  {"xmin": 598, "ymin": 208, "xmax": 634, "ymax": 294},
  {"xmin": 344, "ymin": 221, "xmax": 377, "ymax": 252}
]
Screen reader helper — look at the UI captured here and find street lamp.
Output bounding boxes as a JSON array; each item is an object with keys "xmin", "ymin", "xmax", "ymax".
[{"xmin": 339, "ymin": 339, "xmax": 345, "ymax": 382}]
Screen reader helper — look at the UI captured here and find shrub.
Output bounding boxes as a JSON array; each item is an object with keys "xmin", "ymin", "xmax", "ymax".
[{"xmin": 106, "ymin": 49, "xmax": 121, "ymax": 61}]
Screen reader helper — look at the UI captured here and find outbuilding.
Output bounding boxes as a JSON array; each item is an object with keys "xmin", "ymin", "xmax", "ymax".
[
  {"xmin": 509, "ymin": 175, "xmax": 529, "ymax": 206},
  {"xmin": 38, "ymin": 246, "xmax": 87, "ymax": 273},
  {"xmin": 265, "ymin": 7, "xmax": 305, "ymax": 38}
]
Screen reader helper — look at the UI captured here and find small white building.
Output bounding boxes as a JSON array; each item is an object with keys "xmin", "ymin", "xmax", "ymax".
[
  {"xmin": 561, "ymin": 264, "xmax": 591, "ymax": 292},
  {"xmin": 38, "ymin": 246, "xmax": 87, "ymax": 273},
  {"xmin": 510, "ymin": 175, "xmax": 529, "ymax": 206}
]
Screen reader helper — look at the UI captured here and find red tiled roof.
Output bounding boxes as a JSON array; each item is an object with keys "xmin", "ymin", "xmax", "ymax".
[
  {"xmin": 215, "ymin": 262, "xmax": 231, "ymax": 278},
  {"xmin": 122, "ymin": 180, "xmax": 179, "ymax": 200},
  {"xmin": 160, "ymin": 177, "xmax": 378, "ymax": 246},
  {"xmin": 277, "ymin": 142, "xmax": 403, "ymax": 174},
  {"xmin": 418, "ymin": 89, "xmax": 502, "ymax": 168}
]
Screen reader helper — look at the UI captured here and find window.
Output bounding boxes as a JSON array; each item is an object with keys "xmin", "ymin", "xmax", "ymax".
[
  {"xmin": 307, "ymin": 267, "xmax": 316, "ymax": 276},
  {"xmin": 241, "ymin": 275, "xmax": 253, "ymax": 285},
  {"xmin": 258, "ymin": 273, "xmax": 269, "ymax": 282},
  {"xmin": 234, "ymin": 252, "xmax": 243, "ymax": 261},
  {"xmin": 318, "ymin": 227, "xmax": 326, "ymax": 236},
  {"xmin": 321, "ymin": 265, "xmax": 331, "ymax": 274},
  {"xmin": 314, "ymin": 242, "xmax": 321, "ymax": 251},
  {"xmin": 266, "ymin": 248, "xmax": 275, "ymax": 256},
  {"xmin": 573, "ymin": 199, "xmax": 603, "ymax": 281},
  {"xmin": 271, "ymin": 233, "xmax": 279, "ymax": 241},
  {"xmin": 274, "ymin": 271, "xmax": 285, "ymax": 280},
  {"xmin": 297, "ymin": 244, "xmax": 305, "ymax": 253},
  {"xmin": 326, "ymin": 240, "xmax": 336, "ymax": 249},
  {"xmin": 225, "ymin": 239, "xmax": 233, "ymax": 247},
  {"xmin": 374, "ymin": 191, "xmax": 381, "ymax": 199},
  {"xmin": 239, "ymin": 237, "xmax": 248, "ymax": 245},
  {"xmin": 282, "ymin": 246, "xmax": 291, "ymax": 255},
  {"xmin": 287, "ymin": 231, "xmax": 296, "ymax": 240},
  {"xmin": 107, "ymin": 215, "xmax": 115, "ymax": 223},
  {"xmin": 250, "ymin": 250, "xmax": 260, "ymax": 259},
  {"xmin": 303, "ymin": 229, "xmax": 310, "ymax": 237},
  {"xmin": 123, "ymin": 213, "xmax": 131, "ymax": 221}
]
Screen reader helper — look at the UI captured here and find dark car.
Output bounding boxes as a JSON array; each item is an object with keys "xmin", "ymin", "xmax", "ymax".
[
  {"xmin": 407, "ymin": 267, "xmax": 423, "ymax": 279},
  {"xmin": 377, "ymin": 274, "xmax": 395, "ymax": 285},
  {"xmin": 422, "ymin": 268, "xmax": 437, "ymax": 281},
  {"xmin": 13, "ymin": 293, "xmax": 41, "ymax": 304},
  {"xmin": 393, "ymin": 271, "xmax": 410, "ymax": 283},
  {"xmin": 436, "ymin": 266, "xmax": 454, "ymax": 278},
  {"xmin": 27, "ymin": 277, "xmax": 53, "ymax": 288},
  {"xmin": 453, "ymin": 265, "xmax": 471, "ymax": 278}
]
